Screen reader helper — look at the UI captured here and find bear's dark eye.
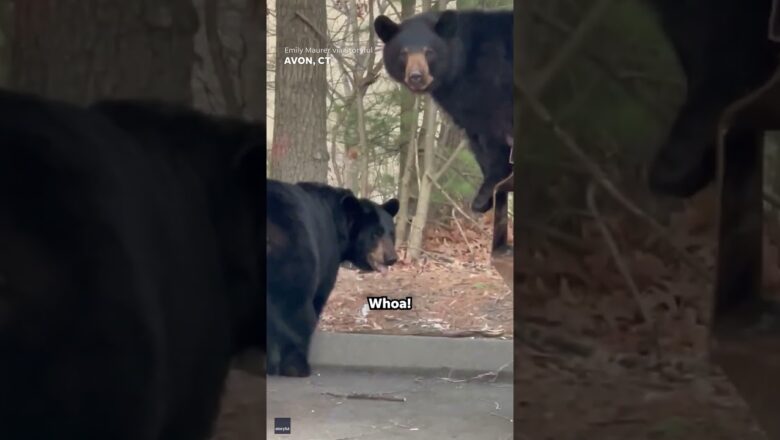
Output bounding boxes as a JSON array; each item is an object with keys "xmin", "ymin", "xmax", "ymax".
[{"xmin": 373, "ymin": 229, "xmax": 383, "ymax": 239}]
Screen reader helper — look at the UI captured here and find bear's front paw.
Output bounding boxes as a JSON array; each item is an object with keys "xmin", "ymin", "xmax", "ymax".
[
  {"xmin": 279, "ymin": 352, "xmax": 311, "ymax": 377},
  {"xmin": 471, "ymin": 185, "xmax": 494, "ymax": 213},
  {"xmin": 266, "ymin": 355, "xmax": 282, "ymax": 376}
]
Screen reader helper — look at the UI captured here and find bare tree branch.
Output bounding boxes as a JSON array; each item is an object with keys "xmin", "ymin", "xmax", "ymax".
[
  {"xmin": 519, "ymin": 83, "xmax": 712, "ymax": 283},
  {"xmin": 431, "ymin": 138, "xmax": 467, "ymax": 182},
  {"xmin": 586, "ymin": 182, "xmax": 660, "ymax": 351},
  {"xmin": 530, "ymin": 0, "xmax": 616, "ymax": 96}
]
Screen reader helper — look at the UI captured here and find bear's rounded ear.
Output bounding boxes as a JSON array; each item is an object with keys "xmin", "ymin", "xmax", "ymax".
[
  {"xmin": 382, "ymin": 198, "xmax": 400, "ymax": 217},
  {"xmin": 434, "ymin": 11, "xmax": 458, "ymax": 39},
  {"xmin": 340, "ymin": 194, "xmax": 362, "ymax": 217},
  {"xmin": 374, "ymin": 15, "xmax": 400, "ymax": 43}
]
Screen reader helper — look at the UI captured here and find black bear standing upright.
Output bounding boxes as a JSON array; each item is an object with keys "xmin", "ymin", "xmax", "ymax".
[
  {"xmin": 645, "ymin": 0, "xmax": 780, "ymax": 317},
  {"xmin": 266, "ymin": 180, "xmax": 399, "ymax": 377},
  {"xmin": 0, "ymin": 90, "xmax": 265, "ymax": 440},
  {"xmin": 375, "ymin": 9, "xmax": 513, "ymax": 213},
  {"xmin": 647, "ymin": 0, "xmax": 778, "ymax": 197}
]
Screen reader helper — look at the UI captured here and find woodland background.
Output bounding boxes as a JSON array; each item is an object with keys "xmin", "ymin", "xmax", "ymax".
[
  {"xmin": 516, "ymin": 1, "xmax": 778, "ymax": 438},
  {"xmin": 263, "ymin": 0, "xmax": 514, "ymax": 341}
]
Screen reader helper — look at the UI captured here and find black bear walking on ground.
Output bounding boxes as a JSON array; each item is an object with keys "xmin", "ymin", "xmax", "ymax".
[
  {"xmin": 266, "ymin": 180, "xmax": 399, "ymax": 377},
  {"xmin": 0, "ymin": 90, "xmax": 265, "ymax": 440},
  {"xmin": 375, "ymin": 9, "xmax": 513, "ymax": 213}
]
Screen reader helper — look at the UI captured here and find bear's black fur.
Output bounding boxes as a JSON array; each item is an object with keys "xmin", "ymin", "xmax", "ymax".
[
  {"xmin": 646, "ymin": 1, "xmax": 780, "ymax": 319},
  {"xmin": 0, "ymin": 89, "xmax": 265, "ymax": 440},
  {"xmin": 266, "ymin": 180, "xmax": 399, "ymax": 377},
  {"xmin": 647, "ymin": 0, "xmax": 779, "ymax": 197},
  {"xmin": 375, "ymin": 9, "xmax": 513, "ymax": 213}
]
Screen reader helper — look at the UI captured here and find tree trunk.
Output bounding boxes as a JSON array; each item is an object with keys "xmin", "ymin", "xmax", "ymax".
[
  {"xmin": 346, "ymin": 150, "xmax": 360, "ymax": 191},
  {"xmin": 331, "ymin": 121, "xmax": 344, "ymax": 187},
  {"xmin": 0, "ymin": 1, "xmax": 11, "ymax": 87},
  {"xmin": 239, "ymin": 0, "xmax": 266, "ymax": 121},
  {"xmin": 407, "ymin": 95, "xmax": 438, "ymax": 261},
  {"xmin": 412, "ymin": 99, "xmax": 431, "ymax": 194},
  {"xmin": 12, "ymin": 0, "xmax": 198, "ymax": 104},
  {"xmin": 348, "ymin": 0, "xmax": 370, "ymax": 197},
  {"xmin": 396, "ymin": 96, "xmax": 420, "ymax": 245},
  {"xmin": 270, "ymin": 0, "xmax": 328, "ymax": 183},
  {"xmin": 396, "ymin": 0, "xmax": 417, "ymax": 186},
  {"xmin": 397, "ymin": 90, "xmax": 417, "ymax": 189},
  {"xmin": 204, "ymin": 0, "xmax": 240, "ymax": 117},
  {"xmin": 406, "ymin": 0, "xmax": 444, "ymax": 261}
]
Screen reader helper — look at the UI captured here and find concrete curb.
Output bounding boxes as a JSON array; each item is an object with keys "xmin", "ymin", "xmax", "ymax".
[{"xmin": 308, "ymin": 331, "xmax": 514, "ymax": 381}]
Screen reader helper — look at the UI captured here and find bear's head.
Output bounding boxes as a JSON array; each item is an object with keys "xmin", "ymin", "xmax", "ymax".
[
  {"xmin": 374, "ymin": 11, "xmax": 459, "ymax": 93},
  {"xmin": 341, "ymin": 194, "xmax": 400, "ymax": 273}
]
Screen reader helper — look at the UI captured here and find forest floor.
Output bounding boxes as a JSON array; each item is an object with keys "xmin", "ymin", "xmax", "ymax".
[
  {"xmin": 516, "ymin": 187, "xmax": 775, "ymax": 440},
  {"xmin": 320, "ymin": 211, "xmax": 514, "ymax": 338},
  {"xmin": 514, "ymin": 343, "xmax": 767, "ymax": 440}
]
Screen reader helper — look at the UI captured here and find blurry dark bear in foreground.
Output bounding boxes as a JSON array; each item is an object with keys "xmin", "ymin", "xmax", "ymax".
[{"xmin": 0, "ymin": 90, "xmax": 266, "ymax": 440}]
